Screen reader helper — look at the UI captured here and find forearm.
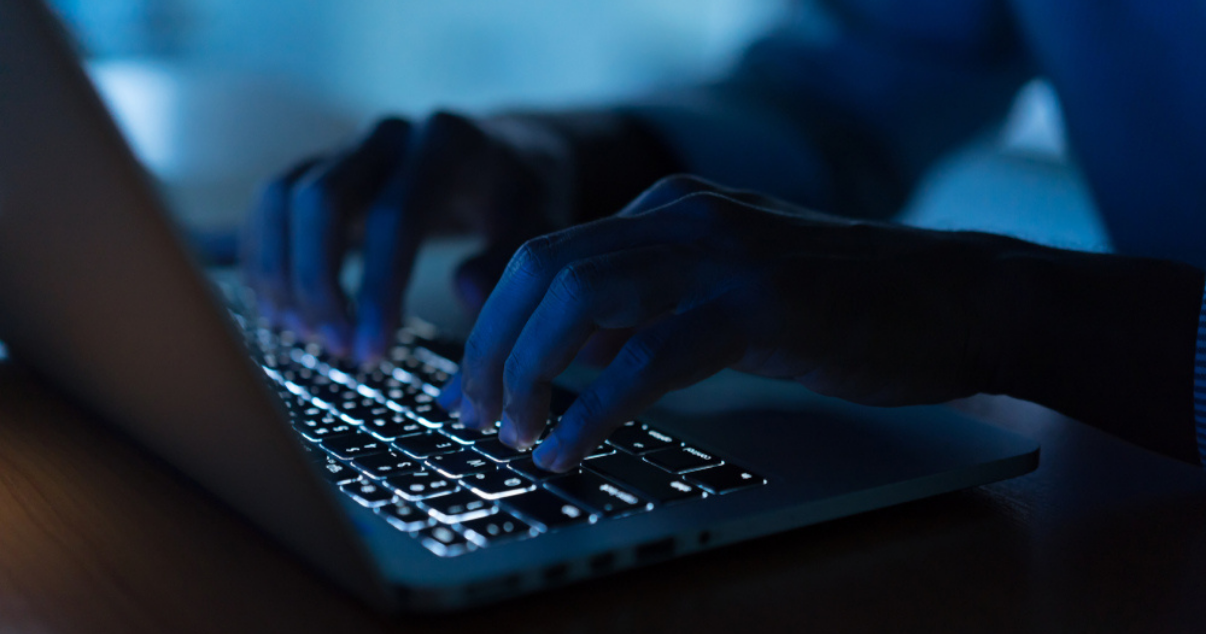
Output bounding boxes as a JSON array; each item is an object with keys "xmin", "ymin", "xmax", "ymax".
[
  {"xmin": 485, "ymin": 110, "xmax": 682, "ymax": 227},
  {"xmin": 980, "ymin": 243, "xmax": 1205, "ymax": 464}
]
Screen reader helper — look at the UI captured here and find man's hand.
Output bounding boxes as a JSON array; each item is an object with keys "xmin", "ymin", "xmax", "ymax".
[
  {"xmin": 440, "ymin": 175, "xmax": 1028, "ymax": 472},
  {"xmin": 241, "ymin": 112, "xmax": 571, "ymax": 364}
]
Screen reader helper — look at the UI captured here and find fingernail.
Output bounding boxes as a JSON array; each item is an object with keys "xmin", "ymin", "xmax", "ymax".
[{"xmin": 533, "ymin": 434, "xmax": 560, "ymax": 471}]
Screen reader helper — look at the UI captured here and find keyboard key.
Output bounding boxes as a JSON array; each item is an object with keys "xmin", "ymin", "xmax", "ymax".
[
  {"xmin": 473, "ymin": 438, "xmax": 531, "ymax": 462},
  {"xmin": 607, "ymin": 424, "xmax": 677, "ymax": 454},
  {"xmin": 461, "ymin": 469, "xmax": 536, "ymax": 499},
  {"xmin": 417, "ymin": 525, "xmax": 473, "ymax": 557},
  {"xmin": 546, "ymin": 471, "xmax": 651, "ymax": 517},
  {"xmin": 585, "ymin": 453, "xmax": 703, "ymax": 505},
  {"xmin": 507, "ymin": 458, "xmax": 558, "ymax": 481},
  {"xmin": 287, "ymin": 405, "xmax": 327, "ymax": 424},
  {"xmin": 380, "ymin": 381, "xmax": 436, "ymax": 410},
  {"xmin": 294, "ymin": 416, "xmax": 357, "ymax": 442},
  {"xmin": 313, "ymin": 458, "xmax": 360, "ymax": 485},
  {"xmin": 460, "ymin": 511, "xmax": 535, "ymax": 547},
  {"xmin": 643, "ymin": 445, "xmax": 722, "ymax": 474},
  {"xmin": 419, "ymin": 490, "xmax": 496, "ymax": 524},
  {"xmin": 501, "ymin": 489, "xmax": 594, "ymax": 532},
  {"xmin": 340, "ymin": 479, "xmax": 396, "ymax": 508},
  {"xmin": 392, "ymin": 432, "xmax": 460, "ymax": 458},
  {"xmin": 685, "ymin": 463, "xmax": 765, "ymax": 494},
  {"xmin": 386, "ymin": 470, "xmax": 458, "ymax": 501},
  {"xmin": 441, "ymin": 420, "xmax": 499, "ymax": 444},
  {"xmin": 332, "ymin": 398, "xmax": 393, "ymax": 424},
  {"xmin": 361, "ymin": 411, "xmax": 427, "ymax": 440},
  {"xmin": 375, "ymin": 501, "xmax": 434, "ymax": 532},
  {"xmin": 353, "ymin": 451, "xmax": 423, "ymax": 479},
  {"xmin": 408, "ymin": 402, "xmax": 454, "ymax": 427},
  {"xmin": 321, "ymin": 433, "xmax": 387, "ymax": 460},
  {"xmin": 427, "ymin": 450, "xmax": 495, "ymax": 478}
]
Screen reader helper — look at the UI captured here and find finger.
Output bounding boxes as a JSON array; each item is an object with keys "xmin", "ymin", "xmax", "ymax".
[
  {"xmin": 498, "ymin": 245, "xmax": 723, "ymax": 448},
  {"xmin": 288, "ymin": 119, "xmax": 409, "ymax": 353},
  {"xmin": 352, "ymin": 113, "xmax": 485, "ymax": 364},
  {"xmin": 614, "ymin": 174, "xmax": 717, "ymax": 217},
  {"xmin": 242, "ymin": 157, "xmax": 322, "ymax": 326},
  {"xmin": 532, "ymin": 300, "xmax": 745, "ymax": 472},
  {"xmin": 458, "ymin": 213, "xmax": 682, "ymax": 431}
]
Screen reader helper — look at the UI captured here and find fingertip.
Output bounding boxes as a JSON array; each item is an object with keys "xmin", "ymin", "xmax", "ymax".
[
  {"xmin": 459, "ymin": 397, "xmax": 479, "ymax": 429},
  {"xmin": 436, "ymin": 374, "xmax": 462, "ymax": 409},
  {"xmin": 532, "ymin": 434, "xmax": 561, "ymax": 471}
]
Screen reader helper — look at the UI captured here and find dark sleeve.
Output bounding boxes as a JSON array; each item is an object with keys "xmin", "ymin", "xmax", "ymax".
[{"xmin": 621, "ymin": 0, "xmax": 1034, "ymax": 218}]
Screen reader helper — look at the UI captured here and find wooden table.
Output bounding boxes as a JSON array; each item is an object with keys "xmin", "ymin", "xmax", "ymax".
[{"xmin": 2, "ymin": 357, "xmax": 1205, "ymax": 633}]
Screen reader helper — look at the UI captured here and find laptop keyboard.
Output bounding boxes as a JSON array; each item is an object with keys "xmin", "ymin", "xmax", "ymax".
[{"xmin": 234, "ymin": 315, "xmax": 766, "ymax": 557}]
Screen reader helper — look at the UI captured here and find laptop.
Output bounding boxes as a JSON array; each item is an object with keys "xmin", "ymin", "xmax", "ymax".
[{"xmin": 0, "ymin": 0, "xmax": 1039, "ymax": 613}]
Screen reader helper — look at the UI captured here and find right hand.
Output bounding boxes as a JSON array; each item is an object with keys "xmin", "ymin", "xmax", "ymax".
[{"xmin": 241, "ymin": 112, "xmax": 573, "ymax": 364}]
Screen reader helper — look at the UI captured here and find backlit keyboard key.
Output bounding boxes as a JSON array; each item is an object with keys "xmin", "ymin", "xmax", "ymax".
[
  {"xmin": 419, "ymin": 490, "xmax": 496, "ymax": 524},
  {"xmin": 340, "ymin": 479, "xmax": 396, "ymax": 507},
  {"xmin": 460, "ymin": 511, "xmax": 534, "ymax": 546},
  {"xmin": 361, "ymin": 411, "xmax": 426, "ymax": 440},
  {"xmin": 353, "ymin": 451, "xmax": 423, "ymax": 479},
  {"xmin": 313, "ymin": 458, "xmax": 360, "ymax": 485},
  {"xmin": 375, "ymin": 501, "xmax": 435, "ymax": 532},
  {"xmin": 409, "ymin": 402, "xmax": 454, "ymax": 427},
  {"xmin": 427, "ymin": 449, "xmax": 495, "ymax": 478},
  {"xmin": 392, "ymin": 432, "xmax": 460, "ymax": 458},
  {"xmin": 442, "ymin": 420, "xmax": 499, "ymax": 444},
  {"xmin": 417, "ymin": 525, "xmax": 473, "ymax": 557},
  {"xmin": 585, "ymin": 452, "xmax": 702, "ymax": 505},
  {"xmin": 643, "ymin": 445, "xmax": 722, "ymax": 473},
  {"xmin": 606, "ymin": 424, "xmax": 677, "ymax": 454},
  {"xmin": 461, "ymin": 469, "xmax": 536, "ymax": 499},
  {"xmin": 501, "ymin": 488, "xmax": 594, "ymax": 532},
  {"xmin": 545, "ymin": 471, "xmax": 650, "ymax": 517},
  {"xmin": 473, "ymin": 439, "xmax": 531, "ymax": 462},
  {"xmin": 507, "ymin": 458, "xmax": 557, "ymax": 481},
  {"xmin": 321, "ymin": 432, "xmax": 387, "ymax": 460},
  {"xmin": 386, "ymin": 470, "xmax": 458, "ymax": 501},
  {"xmin": 684, "ymin": 463, "xmax": 765, "ymax": 494}
]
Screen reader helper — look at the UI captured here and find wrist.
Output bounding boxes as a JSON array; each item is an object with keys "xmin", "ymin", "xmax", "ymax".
[
  {"xmin": 977, "ymin": 242, "xmax": 1204, "ymax": 462},
  {"xmin": 493, "ymin": 110, "xmax": 682, "ymax": 225}
]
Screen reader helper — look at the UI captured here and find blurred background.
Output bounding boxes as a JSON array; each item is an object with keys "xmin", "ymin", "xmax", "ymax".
[{"xmin": 49, "ymin": 0, "xmax": 1108, "ymax": 265}]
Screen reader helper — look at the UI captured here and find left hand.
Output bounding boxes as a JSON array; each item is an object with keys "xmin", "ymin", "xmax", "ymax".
[{"xmin": 439, "ymin": 175, "xmax": 1018, "ymax": 471}]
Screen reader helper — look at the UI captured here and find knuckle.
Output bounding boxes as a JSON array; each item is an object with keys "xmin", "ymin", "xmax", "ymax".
[
  {"xmin": 617, "ymin": 331, "xmax": 667, "ymax": 378},
  {"xmin": 462, "ymin": 331, "xmax": 491, "ymax": 369},
  {"xmin": 651, "ymin": 173, "xmax": 709, "ymax": 198},
  {"xmin": 546, "ymin": 260, "xmax": 597, "ymax": 307},
  {"xmin": 507, "ymin": 235, "xmax": 558, "ymax": 281},
  {"xmin": 502, "ymin": 352, "xmax": 536, "ymax": 394}
]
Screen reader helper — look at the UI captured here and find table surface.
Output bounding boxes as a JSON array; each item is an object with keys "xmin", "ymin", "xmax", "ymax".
[{"xmin": 2, "ymin": 357, "xmax": 1206, "ymax": 633}]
